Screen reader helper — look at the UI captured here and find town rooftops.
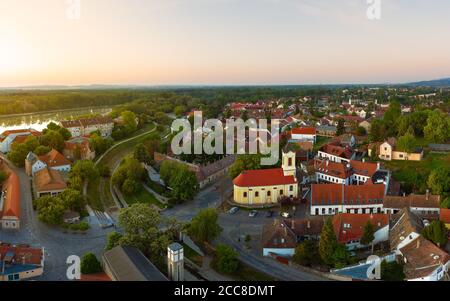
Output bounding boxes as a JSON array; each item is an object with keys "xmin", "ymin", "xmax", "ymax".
[
  {"xmin": 0, "ymin": 128, "xmax": 41, "ymax": 142},
  {"xmin": 64, "ymin": 136, "xmax": 90, "ymax": 149},
  {"xmin": 311, "ymin": 183, "xmax": 385, "ymax": 206},
  {"xmin": 60, "ymin": 116, "xmax": 113, "ymax": 128},
  {"xmin": 440, "ymin": 209, "xmax": 450, "ymax": 224},
  {"xmin": 0, "ymin": 244, "xmax": 43, "ymax": 276},
  {"xmin": 319, "ymin": 143, "xmax": 353, "ymax": 159},
  {"xmin": 291, "ymin": 127, "xmax": 316, "ymax": 135},
  {"xmin": 233, "ymin": 168, "xmax": 297, "ymax": 187},
  {"xmin": 332, "ymin": 213, "xmax": 389, "ymax": 244},
  {"xmin": 33, "ymin": 167, "xmax": 67, "ymax": 192},
  {"xmin": 389, "ymin": 209, "xmax": 425, "ymax": 250},
  {"xmin": 262, "ymin": 219, "xmax": 298, "ymax": 249},
  {"xmin": 0, "ymin": 170, "xmax": 21, "ymax": 219},
  {"xmin": 383, "ymin": 193, "xmax": 440, "ymax": 209},
  {"xmin": 38, "ymin": 149, "xmax": 71, "ymax": 167},
  {"xmin": 314, "ymin": 159, "xmax": 351, "ymax": 179},
  {"xmin": 102, "ymin": 245, "xmax": 168, "ymax": 281},
  {"xmin": 400, "ymin": 236, "xmax": 450, "ymax": 280}
]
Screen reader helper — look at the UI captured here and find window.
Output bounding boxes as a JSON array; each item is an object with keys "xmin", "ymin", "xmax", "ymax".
[
  {"xmin": 255, "ymin": 191, "xmax": 259, "ymax": 197},
  {"xmin": 243, "ymin": 192, "xmax": 248, "ymax": 198},
  {"xmin": 289, "ymin": 185, "xmax": 294, "ymax": 192},
  {"xmin": 280, "ymin": 190, "xmax": 284, "ymax": 195},
  {"xmin": 288, "ymin": 158, "xmax": 292, "ymax": 166},
  {"xmin": 267, "ymin": 191, "xmax": 271, "ymax": 197}
]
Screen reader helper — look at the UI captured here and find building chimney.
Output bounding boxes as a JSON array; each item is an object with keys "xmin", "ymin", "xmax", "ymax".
[
  {"xmin": 307, "ymin": 220, "xmax": 311, "ymax": 229},
  {"xmin": 362, "ymin": 158, "xmax": 365, "ymax": 163},
  {"xmin": 377, "ymin": 163, "xmax": 380, "ymax": 170},
  {"xmin": 426, "ymin": 189, "xmax": 429, "ymax": 201},
  {"xmin": 416, "ymin": 239, "xmax": 420, "ymax": 249}
]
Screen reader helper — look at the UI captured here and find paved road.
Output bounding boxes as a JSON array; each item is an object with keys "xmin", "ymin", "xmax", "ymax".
[{"xmin": 0, "ymin": 155, "xmax": 113, "ymax": 281}]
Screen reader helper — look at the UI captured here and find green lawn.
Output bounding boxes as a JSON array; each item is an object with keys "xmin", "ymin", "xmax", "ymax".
[
  {"xmin": 383, "ymin": 153, "xmax": 450, "ymax": 193},
  {"xmin": 86, "ymin": 177, "xmax": 103, "ymax": 211},
  {"xmin": 122, "ymin": 184, "xmax": 165, "ymax": 209}
]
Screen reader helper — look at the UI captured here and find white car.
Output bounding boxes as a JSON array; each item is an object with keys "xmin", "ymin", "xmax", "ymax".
[
  {"xmin": 249, "ymin": 210, "xmax": 258, "ymax": 218},
  {"xmin": 228, "ymin": 207, "xmax": 239, "ymax": 215},
  {"xmin": 281, "ymin": 212, "xmax": 291, "ymax": 218}
]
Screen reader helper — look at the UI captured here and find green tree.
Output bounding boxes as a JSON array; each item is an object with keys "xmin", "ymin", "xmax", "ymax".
[
  {"xmin": 319, "ymin": 217, "xmax": 337, "ymax": 266},
  {"xmin": 105, "ymin": 231, "xmax": 123, "ymax": 251},
  {"xmin": 134, "ymin": 143, "xmax": 152, "ymax": 165},
  {"xmin": 118, "ymin": 203, "xmax": 160, "ymax": 235},
  {"xmin": 427, "ymin": 167, "xmax": 450, "ymax": 202},
  {"xmin": 293, "ymin": 240, "xmax": 320, "ymax": 267},
  {"xmin": 361, "ymin": 221, "xmax": 375, "ymax": 253},
  {"xmin": 422, "ymin": 221, "xmax": 448, "ymax": 247},
  {"xmin": 71, "ymin": 160, "xmax": 99, "ymax": 181},
  {"xmin": 60, "ymin": 189, "xmax": 86, "ymax": 213},
  {"xmin": 90, "ymin": 133, "xmax": 113, "ymax": 155},
  {"xmin": 0, "ymin": 170, "xmax": 8, "ymax": 184},
  {"xmin": 331, "ymin": 244, "xmax": 350, "ymax": 269},
  {"xmin": 80, "ymin": 252, "xmax": 103, "ymax": 274},
  {"xmin": 396, "ymin": 132, "xmax": 415, "ymax": 152},
  {"xmin": 36, "ymin": 197, "xmax": 65, "ymax": 225},
  {"xmin": 121, "ymin": 110, "xmax": 138, "ymax": 132},
  {"xmin": 174, "ymin": 105, "xmax": 187, "ymax": 117},
  {"xmin": 383, "ymin": 101, "xmax": 401, "ymax": 136},
  {"xmin": 59, "ymin": 127, "xmax": 72, "ymax": 140},
  {"xmin": 424, "ymin": 109, "xmax": 450, "ymax": 143},
  {"xmin": 40, "ymin": 130, "xmax": 65, "ymax": 152},
  {"xmin": 122, "ymin": 178, "xmax": 140, "ymax": 194},
  {"xmin": 369, "ymin": 119, "xmax": 387, "ymax": 142},
  {"xmin": 24, "ymin": 136, "xmax": 40, "ymax": 152},
  {"xmin": 228, "ymin": 154, "xmax": 262, "ymax": 180},
  {"xmin": 33, "ymin": 145, "xmax": 51, "ymax": 156},
  {"xmin": 7, "ymin": 143, "xmax": 29, "ymax": 167},
  {"xmin": 336, "ymin": 118, "xmax": 345, "ymax": 136},
  {"xmin": 188, "ymin": 208, "xmax": 223, "ymax": 243},
  {"xmin": 214, "ymin": 244, "xmax": 239, "ymax": 274},
  {"xmin": 170, "ymin": 167, "xmax": 199, "ymax": 202},
  {"xmin": 381, "ymin": 260, "xmax": 405, "ymax": 281}
]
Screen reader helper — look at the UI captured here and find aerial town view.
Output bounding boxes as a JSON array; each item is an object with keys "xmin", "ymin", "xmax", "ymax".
[{"xmin": 0, "ymin": 0, "xmax": 449, "ymax": 295}]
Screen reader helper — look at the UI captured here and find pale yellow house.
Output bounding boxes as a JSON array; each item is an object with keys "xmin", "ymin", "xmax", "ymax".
[
  {"xmin": 375, "ymin": 138, "xmax": 423, "ymax": 161},
  {"xmin": 233, "ymin": 151, "xmax": 298, "ymax": 206}
]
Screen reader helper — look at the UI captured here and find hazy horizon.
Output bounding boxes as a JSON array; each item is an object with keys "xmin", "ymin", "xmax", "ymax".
[{"xmin": 1, "ymin": 0, "xmax": 450, "ymax": 87}]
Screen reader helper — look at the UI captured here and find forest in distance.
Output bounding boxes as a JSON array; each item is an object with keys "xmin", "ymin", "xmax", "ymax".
[{"xmin": 0, "ymin": 85, "xmax": 448, "ymax": 117}]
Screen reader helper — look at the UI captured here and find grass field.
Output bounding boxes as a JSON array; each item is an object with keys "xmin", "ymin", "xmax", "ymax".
[
  {"xmin": 122, "ymin": 184, "xmax": 165, "ymax": 209},
  {"xmin": 383, "ymin": 152, "xmax": 450, "ymax": 193}
]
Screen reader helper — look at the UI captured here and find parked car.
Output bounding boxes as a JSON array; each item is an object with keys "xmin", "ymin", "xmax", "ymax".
[
  {"xmin": 280, "ymin": 212, "xmax": 291, "ymax": 218},
  {"xmin": 265, "ymin": 210, "xmax": 275, "ymax": 218},
  {"xmin": 228, "ymin": 207, "xmax": 239, "ymax": 215},
  {"xmin": 249, "ymin": 210, "xmax": 258, "ymax": 218}
]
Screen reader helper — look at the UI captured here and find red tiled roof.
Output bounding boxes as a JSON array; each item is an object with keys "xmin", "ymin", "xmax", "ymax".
[
  {"xmin": 291, "ymin": 127, "xmax": 316, "ymax": 135},
  {"xmin": 311, "ymin": 183, "xmax": 385, "ymax": 206},
  {"xmin": 314, "ymin": 159, "xmax": 351, "ymax": 179},
  {"xmin": 320, "ymin": 144, "xmax": 352, "ymax": 159},
  {"xmin": 332, "ymin": 213, "xmax": 389, "ymax": 244},
  {"xmin": 1, "ymin": 171, "xmax": 21, "ymax": 219},
  {"xmin": 440, "ymin": 209, "xmax": 450, "ymax": 224},
  {"xmin": 38, "ymin": 149, "xmax": 71, "ymax": 167},
  {"xmin": 233, "ymin": 168, "xmax": 297, "ymax": 187},
  {"xmin": 0, "ymin": 245, "xmax": 43, "ymax": 265},
  {"xmin": 349, "ymin": 160, "xmax": 378, "ymax": 177},
  {"xmin": 80, "ymin": 272, "xmax": 112, "ymax": 282}
]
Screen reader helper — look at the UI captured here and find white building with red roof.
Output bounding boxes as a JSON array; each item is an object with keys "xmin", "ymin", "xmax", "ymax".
[
  {"xmin": 290, "ymin": 127, "xmax": 317, "ymax": 143},
  {"xmin": 25, "ymin": 149, "xmax": 72, "ymax": 176},
  {"xmin": 233, "ymin": 151, "xmax": 298, "ymax": 206},
  {"xmin": 0, "ymin": 161, "xmax": 21, "ymax": 230},
  {"xmin": 310, "ymin": 183, "xmax": 385, "ymax": 216},
  {"xmin": 0, "ymin": 129, "xmax": 41, "ymax": 153},
  {"xmin": 314, "ymin": 159, "xmax": 381, "ymax": 185}
]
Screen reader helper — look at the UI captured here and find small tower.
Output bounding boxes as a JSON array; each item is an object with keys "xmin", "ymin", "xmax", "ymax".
[
  {"xmin": 167, "ymin": 242, "xmax": 184, "ymax": 281},
  {"xmin": 282, "ymin": 150, "xmax": 296, "ymax": 177}
]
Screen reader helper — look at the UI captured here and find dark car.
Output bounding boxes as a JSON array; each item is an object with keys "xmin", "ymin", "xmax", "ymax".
[{"xmin": 265, "ymin": 210, "xmax": 274, "ymax": 218}]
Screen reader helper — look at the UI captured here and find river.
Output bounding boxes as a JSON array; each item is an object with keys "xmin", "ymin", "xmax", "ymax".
[{"xmin": 0, "ymin": 106, "xmax": 113, "ymax": 133}]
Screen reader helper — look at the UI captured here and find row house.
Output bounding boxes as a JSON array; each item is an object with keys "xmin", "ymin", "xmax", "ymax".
[
  {"xmin": 310, "ymin": 183, "xmax": 385, "ymax": 216},
  {"xmin": 383, "ymin": 192, "xmax": 441, "ymax": 217},
  {"xmin": 25, "ymin": 149, "xmax": 71, "ymax": 176},
  {"xmin": 314, "ymin": 159, "xmax": 381, "ymax": 186},
  {"xmin": 317, "ymin": 143, "xmax": 356, "ymax": 163},
  {"xmin": 60, "ymin": 116, "xmax": 114, "ymax": 138},
  {"xmin": 290, "ymin": 127, "xmax": 317, "ymax": 143},
  {"xmin": 0, "ymin": 129, "xmax": 41, "ymax": 153}
]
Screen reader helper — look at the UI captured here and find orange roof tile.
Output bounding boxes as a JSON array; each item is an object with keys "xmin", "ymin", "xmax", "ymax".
[
  {"xmin": 233, "ymin": 168, "xmax": 297, "ymax": 187},
  {"xmin": 1, "ymin": 171, "xmax": 21, "ymax": 219},
  {"xmin": 33, "ymin": 168, "xmax": 67, "ymax": 192},
  {"xmin": 440, "ymin": 209, "xmax": 450, "ymax": 224},
  {"xmin": 0, "ymin": 245, "xmax": 43, "ymax": 265},
  {"xmin": 38, "ymin": 149, "xmax": 71, "ymax": 167},
  {"xmin": 332, "ymin": 213, "xmax": 389, "ymax": 244},
  {"xmin": 320, "ymin": 144, "xmax": 353, "ymax": 159},
  {"xmin": 311, "ymin": 183, "xmax": 385, "ymax": 206},
  {"xmin": 291, "ymin": 127, "xmax": 316, "ymax": 135}
]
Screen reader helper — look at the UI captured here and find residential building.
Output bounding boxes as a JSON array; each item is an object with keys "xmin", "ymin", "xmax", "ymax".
[
  {"xmin": 262, "ymin": 218, "xmax": 324, "ymax": 257},
  {"xmin": 314, "ymin": 159, "xmax": 381, "ymax": 186},
  {"xmin": 63, "ymin": 136, "xmax": 96, "ymax": 161},
  {"xmin": 317, "ymin": 143, "xmax": 355, "ymax": 163},
  {"xmin": 0, "ymin": 244, "xmax": 45, "ymax": 281},
  {"xmin": 332, "ymin": 213, "xmax": 389, "ymax": 250},
  {"xmin": 233, "ymin": 151, "xmax": 298, "ymax": 206},
  {"xmin": 33, "ymin": 167, "xmax": 67, "ymax": 198},
  {"xmin": 0, "ymin": 165, "xmax": 20, "ymax": 230},
  {"xmin": 398, "ymin": 236, "xmax": 450, "ymax": 281},
  {"xmin": 310, "ymin": 183, "xmax": 385, "ymax": 216},
  {"xmin": 0, "ymin": 129, "xmax": 41, "ymax": 153},
  {"xmin": 440, "ymin": 209, "xmax": 450, "ymax": 229},
  {"xmin": 375, "ymin": 138, "xmax": 424, "ymax": 161},
  {"xmin": 60, "ymin": 116, "xmax": 114, "ymax": 138},
  {"xmin": 290, "ymin": 127, "xmax": 317, "ymax": 143},
  {"xmin": 383, "ymin": 192, "xmax": 441, "ymax": 217},
  {"xmin": 317, "ymin": 125, "xmax": 337, "ymax": 137},
  {"xmin": 389, "ymin": 209, "xmax": 424, "ymax": 252},
  {"xmin": 102, "ymin": 245, "xmax": 168, "ymax": 281},
  {"xmin": 25, "ymin": 149, "xmax": 71, "ymax": 176}
]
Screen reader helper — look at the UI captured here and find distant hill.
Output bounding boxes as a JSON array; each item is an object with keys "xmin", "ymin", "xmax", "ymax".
[{"xmin": 405, "ymin": 77, "xmax": 450, "ymax": 87}]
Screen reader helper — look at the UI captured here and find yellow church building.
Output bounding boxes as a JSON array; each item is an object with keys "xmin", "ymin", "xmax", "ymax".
[{"xmin": 233, "ymin": 151, "xmax": 298, "ymax": 206}]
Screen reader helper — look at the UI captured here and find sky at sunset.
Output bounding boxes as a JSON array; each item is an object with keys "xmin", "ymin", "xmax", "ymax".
[{"xmin": 1, "ymin": 0, "xmax": 450, "ymax": 87}]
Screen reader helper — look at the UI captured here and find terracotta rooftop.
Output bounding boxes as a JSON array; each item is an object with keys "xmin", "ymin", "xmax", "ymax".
[
  {"xmin": 440, "ymin": 209, "xmax": 450, "ymax": 224},
  {"xmin": 61, "ymin": 116, "xmax": 113, "ymax": 128},
  {"xmin": 311, "ymin": 183, "xmax": 385, "ymax": 206},
  {"xmin": 0, "ymin": 245, "xmax": 43, "ymax": 266},
  {"xmin": 332, "ymin": 213, "xmax": 389, "ymax": 244},
  {"xmin": 38, "ymin": 149, "xmax": 71, "ymax": 167},
  {"xmin": 383, "ymin": 193, "xmax": 441, "ymax": 209},
  {"xmin": 314, "ymin": 159, "xmax": 351, "ymax": 179},
  {"xmin": 262, "ymin": 219, "xmax": 298, "ymax": 249},
  {"xmin": 0, "ymin": 170, "xmax": 21, "ymax": 219},
  {"xmin": 34, "ymin": 167, "xmax": 67, "ymax": 192},
  {"xmin": 291, "ymin": 127, "xmax": 317, "ymax": 136},
  {"xmin": 400, "ymin": 236, "xmax": 450, "ymax": 280},
  {"xmin": 0, "ymin": 129, "xmax": 41, "ymax": 142},
  {"xmin": 233, "ymin": 168, "xmax": 297, "ymax": 187},
  {"xmin": 320, "ymin": 143, "xmax": 353, "ymax": 159}
]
